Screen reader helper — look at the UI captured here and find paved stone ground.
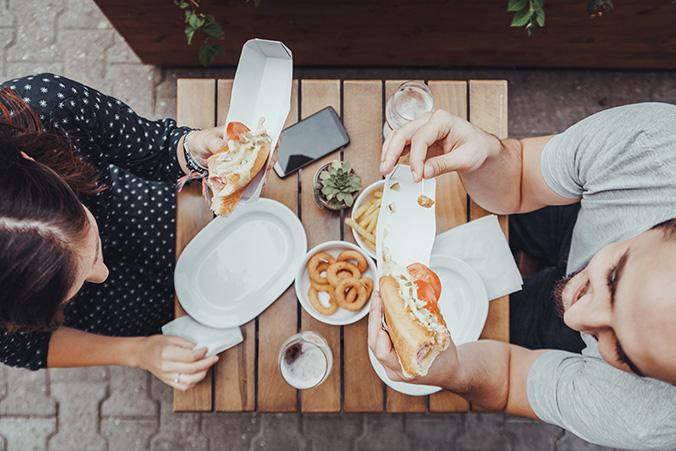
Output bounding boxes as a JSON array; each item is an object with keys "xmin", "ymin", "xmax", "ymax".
[{"xmin": 0, "ymin": 1, "xmax": 674, "ymax": 450}]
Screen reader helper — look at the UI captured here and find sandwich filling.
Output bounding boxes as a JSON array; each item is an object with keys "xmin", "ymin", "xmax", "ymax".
[{"xmin": 382, "ymin": 260, "xmax": 447, "ymax": 338}]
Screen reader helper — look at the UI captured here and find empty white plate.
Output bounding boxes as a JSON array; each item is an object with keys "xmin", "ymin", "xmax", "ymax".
[
  {"xmin": 368, "ymin": 254, "xmax": 489, "ymax": 396},
  {"xmin": 175, "ymin": 198, "xmax": 307, "ymax": 328}
]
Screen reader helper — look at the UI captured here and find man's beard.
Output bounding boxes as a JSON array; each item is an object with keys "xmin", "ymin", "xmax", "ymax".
[{"xmin": 552, "ymin": 270, "xmax": 580, "ymax": 318}]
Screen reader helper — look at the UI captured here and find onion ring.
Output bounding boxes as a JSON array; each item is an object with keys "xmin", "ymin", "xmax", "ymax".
[
  {"xmin": 308, "ymin": 286, "xmax": 338, "ymax": 315},
  {"xmin": 345, "ymin": 277, "xmax": 373, "ymax": 305},
  {"xmin": 334, "ymin": 277, "xmax": 367, "ymax": 311},
  {"xmin": 310, "ymin": 278, "xmax": 333, "ymax": 292},
  {"xmin": 326, "ymin": 261, "xmax": 361, "ymax": 287},
  {"xmin": 337, "ymin": 250, "xmax": 368, "ymax": 272},
  {"xmin": 308, "ymin": 252, "xmax": 335, "ymax": 284}
]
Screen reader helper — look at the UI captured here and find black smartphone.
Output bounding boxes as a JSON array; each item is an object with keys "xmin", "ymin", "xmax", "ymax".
[{"xmin": 273, "ymin": 106, "xmax": 350, "ymax": 178}]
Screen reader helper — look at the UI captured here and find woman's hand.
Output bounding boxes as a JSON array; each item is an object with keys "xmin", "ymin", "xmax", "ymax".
[
  {"xmin": 380, "ymin": 110, "xmax": 503, "ymax": 182},
  {"xmin": 187, "ymin": 127, "xmax": 228, "ymax": 168},
  {"xmin": 367, "ymin": 292, "xmax": 461, "ymax": 387},
  {"xmin": 134, "ymin": 335, "xmax": 218, "ymax": 391}
]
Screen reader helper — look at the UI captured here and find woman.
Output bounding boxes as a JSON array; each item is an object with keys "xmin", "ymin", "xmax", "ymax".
[{"xmin": 0, "ymin": 73, "xmax": 224, "ymax": 390}]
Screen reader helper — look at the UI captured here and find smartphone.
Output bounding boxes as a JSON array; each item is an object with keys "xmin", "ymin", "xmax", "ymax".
[{"xmin": 274, "ymin": 106, "xmax": 350, "ymax": 178}]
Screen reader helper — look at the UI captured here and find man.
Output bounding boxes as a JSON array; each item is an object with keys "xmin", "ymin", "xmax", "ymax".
[{"xmin": 371, "ymin": 103, "xmax": 676, "ymax": 449}]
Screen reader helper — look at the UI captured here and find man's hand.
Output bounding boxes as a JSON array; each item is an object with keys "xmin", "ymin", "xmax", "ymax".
[
  {"xmin": 380, "ymin": 110, "xmax": 502, "ymax": 182},
  {"xmin": 367, "ymin": 292, "xmax": 462, "ymax": 387},
  {"xmin": 135, "ymin": 335, "xmax": 218, "ymax": 391}
]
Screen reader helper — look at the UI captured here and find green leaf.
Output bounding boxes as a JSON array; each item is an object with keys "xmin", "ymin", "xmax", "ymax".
[
  {"xmin": 511, "ymin": 9, "xmax": 532, "ymax": 27},
  {"xmin": 175, "ymin": 0, "xmax": 191, "ymax": 9},
  {"xmin": 345, "ymin": 194, "xmax": 354, "ymax": 207},
  {"xmin": 507, "ymin": 0, "xmax": 528, "ymax": 12},
  {"xmin": 203, "ymin": 15, "xmax": 224, "ymax": 39},
  {"xmin": 185, "ymin": 26, "xmax": 196, "ymax": 45},
  {"xmin": 198, "ymin": 43, "xmax": 223, "ymax": 67},
  {"xmin": 188, "ymin": 13, "xmax": 205, "ymax": 29},
  {"xmin": 534, "ymin": 8, "xmax": 545, "ymax": 26},
  {"xmin": 531, "ymin": 0, "xmax": 544, "ymax": 10}
]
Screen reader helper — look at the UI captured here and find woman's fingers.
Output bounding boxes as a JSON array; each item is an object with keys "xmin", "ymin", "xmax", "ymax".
[
  {"xmin": 163, "ymin": 335, "xmax": 197, "ymax": 349},
  {"xmin": 175, "ymin": 370, "xmax": 208, "ymax": 386},
  {"xmin": 367, "ymin": 293, "xmax": 404, "ymax": 375},
  {"xmin": 162, "ymin": 344, "xmax": 208, "ymax": 363},
  {"xmin": 163, "ymin": 355, "xmax": 218, "ymax": 374}
]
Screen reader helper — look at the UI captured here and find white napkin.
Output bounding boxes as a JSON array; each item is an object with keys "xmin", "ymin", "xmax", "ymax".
[
  {"xmin": 432, "ymin": 215, "xmax": 523, "ymax": 300},
  {"xmin": 161, "ymin": 316, "xmax": 243, "ymax": 357}
]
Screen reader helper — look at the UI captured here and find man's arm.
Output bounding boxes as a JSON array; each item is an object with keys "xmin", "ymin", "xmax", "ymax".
[
  {"xmin": 429, "ymin": 340, "xmax": 546, "ymax": 418},
  {"xmin": 380, "ymin": 111, "xmax": 579, "ymax": 214},
  {"xmin": 47, "ymin": 327, "xmax": 218, "ymax": 391}
]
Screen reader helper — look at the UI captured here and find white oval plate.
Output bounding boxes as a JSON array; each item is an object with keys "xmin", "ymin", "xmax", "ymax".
[
  {"xmin": 295, "ymin": 241, "xmax": 377, "ymax": 326},
  {"xmin": 175, "ymin": 198, "xmax": 307, "ymax": 328},
  {"xmin": 350, "ymin": 180, "xmax": 385, "ymax": 259},
  {"xmin": 368, "ymin": 254, "xmax": 489, "ymax": 396}
]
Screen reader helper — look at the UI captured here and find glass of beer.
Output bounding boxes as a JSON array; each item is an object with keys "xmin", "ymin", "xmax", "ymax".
[
  {"xmin": 383, "ymin": 80, "xmax": 435, "ymax": 138},
  {"xmin": 278, "ymin": 331, "xmax": 333, "ymax": 389}
]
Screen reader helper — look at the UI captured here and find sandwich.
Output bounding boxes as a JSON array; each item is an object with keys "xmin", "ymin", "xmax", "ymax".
[
  {"xmin": 379, "ymin": 262, "xmax": 450, "ymax": 378},
  {"xmin": 205, "ymin": 120, "xmax": 271, "ymax": 216}
]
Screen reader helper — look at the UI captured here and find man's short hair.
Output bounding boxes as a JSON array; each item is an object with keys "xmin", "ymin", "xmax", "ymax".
[{"xmin": 652, "ymin": 218, "xmax": 676, "ymax": 239}]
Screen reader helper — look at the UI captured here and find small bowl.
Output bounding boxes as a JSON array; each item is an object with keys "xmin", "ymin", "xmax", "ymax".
[
  {"xmin": 312, "ymin": 162, "xmax": 361, "ymax": 211},
  {"xmin": 294, "ymin": 241, "xmax": 378, "ymax": 326},
  {"xmin": 349, "ymin": 179, "xmax": 385, "ymax": 259}
]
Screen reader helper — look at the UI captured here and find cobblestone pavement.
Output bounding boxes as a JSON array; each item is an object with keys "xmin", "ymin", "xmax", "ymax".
[{"xmin": 0, "ymin": 1, "xmax": 675, "ymax": 450}]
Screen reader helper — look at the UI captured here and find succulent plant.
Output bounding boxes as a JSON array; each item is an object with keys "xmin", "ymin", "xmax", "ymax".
[{"xmin": 315, "ymin": 160, "xmax": 362, "ymax": 210}]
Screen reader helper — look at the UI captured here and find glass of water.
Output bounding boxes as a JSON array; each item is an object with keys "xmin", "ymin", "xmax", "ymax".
[
  {"xmin": 383, "ymin": 80, "xmax": 435, "ymax": 138},
  {"xmin": 278, "ymin": 331, "xmax": 333, "ymax": 389}
]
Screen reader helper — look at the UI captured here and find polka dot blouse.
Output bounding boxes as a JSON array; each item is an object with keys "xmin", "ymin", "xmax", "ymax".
[{"xmin": 0, "ymin": 74, "xmax": 192, "ymax": 370}]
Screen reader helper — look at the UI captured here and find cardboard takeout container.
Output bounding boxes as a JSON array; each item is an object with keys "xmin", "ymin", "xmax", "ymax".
[
  {"xmin": 224, "ymin": 38, "xmax": 293, "ymax": 204},
  {"xmin": 375, "ymin": 165, "xmax": 437, "ymax": 273}
]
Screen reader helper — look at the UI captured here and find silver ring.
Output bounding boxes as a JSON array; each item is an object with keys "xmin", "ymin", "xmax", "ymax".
[{"xmin": 174, "ymin": 373, "xmax": 181, "ymax": 384}]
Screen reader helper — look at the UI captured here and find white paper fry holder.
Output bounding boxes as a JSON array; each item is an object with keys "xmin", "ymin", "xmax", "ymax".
[
  {"xmin": 224, "ymin": 38, "xmax": 293, "ymax": 204},
  {"xmin": 376, "ymin": 165, "xmax": 437, "ymax": 274}
]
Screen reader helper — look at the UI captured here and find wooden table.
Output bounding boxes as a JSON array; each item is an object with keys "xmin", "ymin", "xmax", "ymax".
[{"xmin": 173, "ymin": 78, "xmax": 509, "ymax": 413}]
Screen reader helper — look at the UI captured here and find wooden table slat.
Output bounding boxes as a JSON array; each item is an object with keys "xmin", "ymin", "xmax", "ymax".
[
  {"xmin": 468, "ymin": 80, "xmax": 510, "ymax": 412},
  {"xmin": 427, "ymin": 81, "xmax": 472, "ymax": 413},
  {"xmin": 298, "ymin": 80, "xmax": 342, "ymax": 413},
  {"xmin": 257, "ymin": 80, "xmax": 301, "ymax": 413},
  {"xmin": 214, "ymin": 80, "xmax": 256, "ymax": 412},
  {"xmin": 342, "ymin": 80, "xmax": 386, "ymax": 412},
  {"xmin": 173, "ymin": 79, "xmax": 217, "ymax": 412}
]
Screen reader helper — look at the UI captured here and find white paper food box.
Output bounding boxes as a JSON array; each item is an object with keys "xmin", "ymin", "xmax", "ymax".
[
  {"xmin": 376, "ymin": 165, "xmax": 437, "ymax": 274},
  {"xmin": 224, "ymin": 38, "xmax": 293, "ymax": 204}
]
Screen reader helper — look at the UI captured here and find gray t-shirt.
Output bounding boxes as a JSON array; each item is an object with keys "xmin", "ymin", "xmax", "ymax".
[{"xmin": 527, "ymin": 103, "xmax": 676, "ymax": 449}]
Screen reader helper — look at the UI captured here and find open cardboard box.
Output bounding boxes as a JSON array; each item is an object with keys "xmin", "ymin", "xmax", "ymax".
[{"xmin": 223, "ymin": 38, "xmax": 293, "ymax": 204}]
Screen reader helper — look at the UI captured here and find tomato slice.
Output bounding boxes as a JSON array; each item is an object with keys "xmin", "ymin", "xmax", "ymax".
[
  {"xmin": 226, "ymin": 121, "xmax": 250, "ymax": 141},
  {"xmin": 407, "ymin": 263, "xmax": 442, "ymax": 300},
  {"xmin": 415, "ymin": 280, "xmax": 439, "ymax": 315}
]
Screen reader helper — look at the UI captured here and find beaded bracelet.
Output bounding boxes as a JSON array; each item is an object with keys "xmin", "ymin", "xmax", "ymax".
[{"xmin": 183, "ymin": 130, "xmax": 208, "ymax": 176}]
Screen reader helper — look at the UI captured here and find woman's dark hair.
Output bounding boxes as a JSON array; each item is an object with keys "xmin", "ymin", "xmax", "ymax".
[{"xmin": 0, "ymin": 88, "xmax": 102, "ymax": 332}]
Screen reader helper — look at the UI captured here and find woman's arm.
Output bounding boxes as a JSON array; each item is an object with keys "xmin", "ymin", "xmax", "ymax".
[
  {"xmin": 47, "ymin": 327, "xmax": 218, "ymax": 391},
  {"xmin": 380, "ymin": 110, "xmax": 579, "ymax": 214}
]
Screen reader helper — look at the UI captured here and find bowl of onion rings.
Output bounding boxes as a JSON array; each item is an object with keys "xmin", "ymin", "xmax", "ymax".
[
  {"xmin": 346, "ymin": 179, "xmax": 385, "ymax": 259},
  {"xmin": 294, "ymin": 241, "xmax": 377, "ymax": 325}
]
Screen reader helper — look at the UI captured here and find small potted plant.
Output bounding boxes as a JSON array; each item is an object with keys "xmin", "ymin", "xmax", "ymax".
[{"xmin": 313, "ymin": 160, "xmax": 362, "ymax": 211}]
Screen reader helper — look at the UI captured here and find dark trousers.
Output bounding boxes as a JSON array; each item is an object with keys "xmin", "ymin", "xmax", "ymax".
[{"xmin": 509, "ymin": 204, "xmax": 585, "ymax": 353}]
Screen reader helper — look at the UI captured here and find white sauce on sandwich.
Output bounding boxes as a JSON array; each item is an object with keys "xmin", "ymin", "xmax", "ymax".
[{"xmin": 382, "ymin": 260, "xmax": 446, "ymax": 336}]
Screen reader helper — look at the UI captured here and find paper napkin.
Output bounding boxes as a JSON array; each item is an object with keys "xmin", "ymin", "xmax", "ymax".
[
  {"xmin": 432, "ymin": 215, "xmax": 523, "ymax": 300},
  {"xmin": 161, "ymin": 316, "xmax": 243, "ymax": 357}
]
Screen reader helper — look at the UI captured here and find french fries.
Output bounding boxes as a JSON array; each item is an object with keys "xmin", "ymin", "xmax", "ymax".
[{"xmin": 348, "ymin": 188, "xmax": 383, "ymax": 251}]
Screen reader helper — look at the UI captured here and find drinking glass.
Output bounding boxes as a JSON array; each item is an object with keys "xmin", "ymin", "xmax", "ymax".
[
  {"xmin": 383, "ymin": 80, "xmax": 435, "ymax": 138},
  {"xmin": 278, "ymin": 331, "xmax": 333, "ymax": 389}
]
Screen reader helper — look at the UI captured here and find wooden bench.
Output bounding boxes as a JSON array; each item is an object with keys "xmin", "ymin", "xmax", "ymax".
[{"xmin": 173, "ymin": 78, "xmax": 509, "ymax": 413}]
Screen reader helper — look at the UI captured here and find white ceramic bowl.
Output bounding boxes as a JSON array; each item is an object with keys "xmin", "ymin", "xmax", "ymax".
[
  {"xmin": 349, "ymin": 179, "xmax": 385, "ymax": 259},
  {"xmin": 294, "ymin": 241, "xmax": 378, "ymax": 326}
]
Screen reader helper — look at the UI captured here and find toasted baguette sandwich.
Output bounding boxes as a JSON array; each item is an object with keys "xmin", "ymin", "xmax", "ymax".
[
  {"xmin": 205, "ymin": 121, "xmax": 271, "ymax": 216},
  {"xmin": 379, "ymin": 263, "xmax": 450, "ymax": 378}
]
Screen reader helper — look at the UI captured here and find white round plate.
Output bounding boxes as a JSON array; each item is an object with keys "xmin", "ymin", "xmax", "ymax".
[
  {"xmin": 368, "ymin": 254, "xmax": 489, "ymax": 396},
  {"xmin": 175, "ymin": 198, "xmax": 307, "ymax": 328},
  {"xmin": 295, "ymin": 241, "xmax": 377, "ymax": 326},
  {"xmin": 350, "ymin": 180, "xmax": 385, "ymax": 259}
]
